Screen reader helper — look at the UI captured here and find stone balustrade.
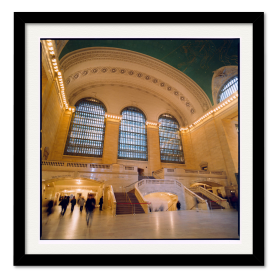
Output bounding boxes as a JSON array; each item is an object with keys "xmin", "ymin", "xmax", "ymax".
[
  {"xmin": 134, "ymin": 179, "xmax": 208, "ymax": 210},
  {"xmin": 152, "ymin": 167, "xmax": 228, "ymax": 188},
  {"xmin": 42, "ymin": 160, "xmax": 138, "ymax": 173},
  {"xmin": 189, "ymin": 186, "xmax": 230, "ymax": 209}
]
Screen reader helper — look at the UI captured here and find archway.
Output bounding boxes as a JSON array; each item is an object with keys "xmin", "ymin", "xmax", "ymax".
[
  {"xmin": 144, "ymin": 192, "xmax": 178, "ymax": 212},
  {"xmin": 41, "ymin": 177, "xmax": 104, "ymax": 207}
]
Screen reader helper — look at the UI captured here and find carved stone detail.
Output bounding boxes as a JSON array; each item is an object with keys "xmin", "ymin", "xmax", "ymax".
[
  {"xmin": 60, "ymin": 48, "xmax": 212, "ymax": 111},
  {"xmin": 65, "ymin": 66, "xmax": 196, "ymax": 114}
]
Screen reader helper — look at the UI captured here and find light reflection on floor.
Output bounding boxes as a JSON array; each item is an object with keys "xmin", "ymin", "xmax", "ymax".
[{"xmin": 41, "ymin": 206, "xmax": 239, "ymax": 240}]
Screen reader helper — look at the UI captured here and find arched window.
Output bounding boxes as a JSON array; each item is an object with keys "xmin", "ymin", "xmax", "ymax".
[
  {"xmin": 118, "ymin": 107, "xmax": 148, "ymax": 161},
  {"xmin": 64, "ymin": 98, "xmax": 106, "ymax": 157},
  {"xmin": 217, "ymin": 76, "xmax": 238, "ymax": 103},
  {"xmin": 158, "ymin": 114, "xmax": 184, "ymax": 163}
]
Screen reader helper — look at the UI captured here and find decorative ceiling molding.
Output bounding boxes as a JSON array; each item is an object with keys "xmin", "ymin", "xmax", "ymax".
[
  {"xmin": 55, "ymin": 40, "xmax": 69, "ymax": 57},
  {"xmin": 68, "ymin": 81, "xmax": 188, "ymax": 127},
  {"xmin": 60, "ymin": 47, "xmax": 212, "ymax": 112},
  {"xmin": 65, "ymin": 66, "xmax": 196, "ymax": 115}
]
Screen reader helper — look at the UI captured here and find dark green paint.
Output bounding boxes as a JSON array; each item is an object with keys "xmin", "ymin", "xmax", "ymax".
[{"xmin": 59, "ymin": 39, "xmax": 239, "ymax": 104}]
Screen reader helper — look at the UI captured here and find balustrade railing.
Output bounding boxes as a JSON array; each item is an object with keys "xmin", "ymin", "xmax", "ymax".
[
  {"xmin": 42, "ymin": 160, "xmax": 138, "ymax": 173},
  {"xmin": 190, "ymin": 186, "xmax": 229, "ymax": 209}
]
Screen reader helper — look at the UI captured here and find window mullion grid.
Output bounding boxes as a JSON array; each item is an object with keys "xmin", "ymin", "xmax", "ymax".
[{"xmin": 64, "ymin": 100, "xmax": 105, "ymax": 157}]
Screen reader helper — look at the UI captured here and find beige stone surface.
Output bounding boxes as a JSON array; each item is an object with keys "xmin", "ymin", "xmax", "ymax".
[
  {"xmin": 102, "ymin": 118, "xmax": 121, "ymax": 164},
  {"xmin": 147, "ymin": 125, "xmax": 162, "ymax": 175},
  {"xmin": 49, "ymin": 110, "xmax": 72, "ymax": 160}
]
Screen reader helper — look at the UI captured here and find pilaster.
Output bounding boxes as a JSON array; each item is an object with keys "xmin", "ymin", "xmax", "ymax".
[
  {"xmin": 146, "ymin": 122, "xmax": 162, "ymax": 175},
  {"xmin": 49, "ymin": 109, "xmax": 73, "ymax": 160},
  {"xmin": 181, "ymin": 130, "xmax": 196, "ymax": 169},
  {"xmin": 102, "ymin": 114, "xmax": 122, "ymax": 164}
]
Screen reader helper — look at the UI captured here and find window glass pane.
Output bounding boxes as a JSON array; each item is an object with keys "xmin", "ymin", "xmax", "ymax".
[
  {"xmin": 158, "ymin": 114, "xmax": 184, "ymax": 164},
  {"xmin": 64, "ymin": 98, "xmax": 106, "ymax": 157},
  {"xmin": 118, "ymin": 107, "xmax": 148, "ymax": 161},
  {"xmin": 218, "ymin": 76, "xmax": 238, "ymax": 103}
]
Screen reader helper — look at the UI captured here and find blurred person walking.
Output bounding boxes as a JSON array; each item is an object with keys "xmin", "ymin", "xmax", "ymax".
[
  {"xmin": 71, "ymin": 196, "xmax": 76, "ymax": 213},
  {"xmin": 86, "ymin": 197, "xmax": 96, "ymax": 227},
  {"xmin": 176, "ymin": 201, "xmax": 181, "ymax": 211},
  {"xmin": 99, "ymin": 196, "xmax": 104, "ymax": 211},
  {"xmin": 79, "ymin": 197, "xmax": 85, "ymax": 212},
  {"xmin": 60, "ymin": 197, "xmax": 68, "ymax": 216},
  {"xmin": 47, "ymin": 199, "xmax": 54, "ymax": 216},
  {"xmin": 194, "ymin": 196, "xmax": 199, "ymax": 212}
]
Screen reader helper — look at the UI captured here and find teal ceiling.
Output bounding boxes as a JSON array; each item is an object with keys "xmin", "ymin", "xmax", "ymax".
[{"xmin": 59, "ymin": 39, "xmax": 239, "ymax": 105}]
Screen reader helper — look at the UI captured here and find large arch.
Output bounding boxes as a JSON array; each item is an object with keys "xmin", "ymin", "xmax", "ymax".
[
  {"xmin": 60, "ymin": 47, "xmax": 212, "ymax": 124},
  {"xmin": 137, "ymin": 181, "xmax": 187, "ymax": 210}
]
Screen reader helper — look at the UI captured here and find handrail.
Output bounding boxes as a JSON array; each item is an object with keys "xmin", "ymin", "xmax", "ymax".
[
  {"xmin": 124, "ymin": 181, "xmax": 139, "ymax": 191},
  {"xmin": 116, "ymin": 202, "xmax": 151, "ymax": 204},
  {"xmin": 193, "ymin": 186, "xmax": 228, "ymax": 206},
  {"xmin": 152, "ymin": 172, "xmax": 161, "ymax": 179},
  {"xmin": 166, "ymin": 202, "xmax": 176, "ymax": 211}
]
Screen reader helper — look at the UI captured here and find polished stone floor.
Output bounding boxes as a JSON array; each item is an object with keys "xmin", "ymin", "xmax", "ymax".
[{"xmin": 41, "ymin": 206, "xmax": 239, "ymax": 240}]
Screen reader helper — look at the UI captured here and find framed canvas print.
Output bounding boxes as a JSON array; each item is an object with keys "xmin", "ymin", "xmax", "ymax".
[{"xmin": 14, "ymin": 12, "xmax": 264, "ymax": 266}]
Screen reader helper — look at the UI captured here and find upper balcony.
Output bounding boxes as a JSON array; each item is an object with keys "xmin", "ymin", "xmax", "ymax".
[
  {"xmin": 153, "ymin": 168, "xmax": 227, "ymax": 179},
  {"xmin": 42, "ymin": 160, "xmax": 138, "ymax": 174}
]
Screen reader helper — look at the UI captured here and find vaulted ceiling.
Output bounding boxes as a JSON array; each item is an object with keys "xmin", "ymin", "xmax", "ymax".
[{"xmin": 58, "ymin": 39, "xmax": 239, "ymax": 104}]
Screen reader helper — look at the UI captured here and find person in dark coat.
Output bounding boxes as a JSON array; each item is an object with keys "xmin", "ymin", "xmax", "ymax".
[
  {"xmin": 194, "ymin": 196, "xmax": 199, "ymax": 212},
  {"xmin": 86, "ymin": 197, "xmax": 96, "ymax": 226},
  {"xmin": 47, "ymin": 200, "xmax": 53, "ymax": 216},
  {"xmin": 71, "ymin": 196, "xmax": 76, "ymax": 213},
  {"xmin": 230, "ymin": 195, "xmax": 238, "ymax": 210},
  {"xmin": 176, "ymin": 201, "xmax": 181, "ymax": 211},
  {"xmin": 99, "ymin": 196, "xmax": 104, "ymax": 211},
  {"xmin": 60, "ymin": 198, "xmax": 68, "ymax": 215}
]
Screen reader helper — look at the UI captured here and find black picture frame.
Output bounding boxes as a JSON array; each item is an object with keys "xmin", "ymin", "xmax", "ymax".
[{"xmin": 14, "ymin": 12, "xmax": 264, "ymax": 266}]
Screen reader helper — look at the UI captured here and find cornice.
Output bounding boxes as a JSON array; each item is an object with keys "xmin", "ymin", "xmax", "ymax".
[
  {"xmin": 60, "ymin": 47, "xmax": 212, "ymax": 112},
  {"xmin": 182, "ymin": 96, "xmax": 238, "ymax": 133}
]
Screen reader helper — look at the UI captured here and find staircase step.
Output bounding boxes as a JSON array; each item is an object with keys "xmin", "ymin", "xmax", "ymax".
[{"xmin": 114, "ymin": 189, "xmax": 145, "ymax": 215}]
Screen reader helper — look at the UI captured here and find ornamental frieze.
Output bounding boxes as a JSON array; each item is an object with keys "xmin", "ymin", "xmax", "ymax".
[
  {"xmin": 65, "ymin": 66, "xmax": 196, "ymax": 115},
  {"xmin": 60, "ymin": 48, "xmax": 211, "ymax": 111}
]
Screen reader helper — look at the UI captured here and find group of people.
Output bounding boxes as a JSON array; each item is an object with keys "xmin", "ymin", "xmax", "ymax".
[{"xmin": 46, "ymin": 195, "xmax": 104, "ymax": 227}]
